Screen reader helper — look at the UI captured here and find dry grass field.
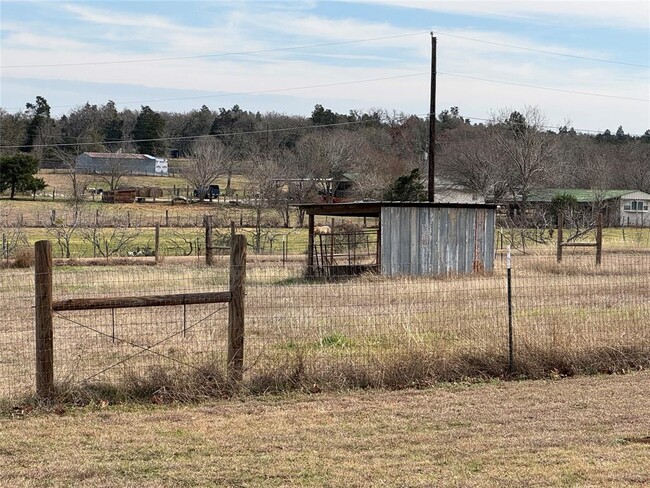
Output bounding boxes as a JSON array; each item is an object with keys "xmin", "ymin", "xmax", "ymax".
[
  {"xmin": 0, "ymin": 248, "xmax": 648, "ymax": 401},
  {"xmin": 1, "ymin": 371, "xmax": 649, "ymax": 487}
]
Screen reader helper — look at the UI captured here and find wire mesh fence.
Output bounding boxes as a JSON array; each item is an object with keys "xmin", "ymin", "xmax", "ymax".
[{"xmin": 1, "ymin": 246, "xmax": 648, "ymax": 400}]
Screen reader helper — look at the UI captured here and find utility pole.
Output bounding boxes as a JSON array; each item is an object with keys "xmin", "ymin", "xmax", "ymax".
[{"xmin": 428, "ymin": 33, "xmax": 437, "ymax": 203}]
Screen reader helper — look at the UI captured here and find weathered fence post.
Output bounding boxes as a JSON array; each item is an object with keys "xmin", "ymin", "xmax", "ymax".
[
  {"xmin": 35, "ymin": 240, "xmax": 54, "ymax": 397},
  {"xmin": 154, "ymin": 224, "xmax": 160, "ymax": 264},
  {"xmin": 556, "ymin": 213, "xmax": 564, "ymax": 263},
  {"xmin": 228, "ymin": 235, "xmax": 246, "ymax": 382},
  {"xmin": 205, "ymin": 215, "xmax": 213, "ymax": 266},
  {"xmin": 595, "ymin": 213, "xmax": 603, "ymax": 266}
]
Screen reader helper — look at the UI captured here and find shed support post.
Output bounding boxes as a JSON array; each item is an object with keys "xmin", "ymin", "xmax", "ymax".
[{"xmin": 307, "ymin": 214, "xmax": 315, "ymax": 277}]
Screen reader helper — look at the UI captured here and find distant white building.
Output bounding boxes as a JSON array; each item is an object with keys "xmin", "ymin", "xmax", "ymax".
[
  {"xmin": 76, "ymin": 152, "xmax": 168, "ymax": 175},
  {"xmin": 618, "ymin": 190, "xmax": 650, "ymax": 227},
  {"xmin": 524, "ymin": 189, "xmax": 650, "ymax": 227}
]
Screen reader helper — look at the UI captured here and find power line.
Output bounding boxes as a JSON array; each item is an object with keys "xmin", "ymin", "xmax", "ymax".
[
  {"xmin": 438, "ymin": 72, "xmax": 650, "ymax": 102},
  {"xmin": 0, "ymin": 119, "xmax": 373, "ymax": 150},
  {"xmin": 5, "ymin": 67, "xmax": 645, "ymax": 113},
  {"xmin": 434, "ymin": 30, "xmax": 650, "ymax": 69},
  {"xmin": 0, "ymin": 31, "xmax": 429, "ymax": 70},
  {"xmin": 4, "ymin": 28, "xmax": 645, "ymax": 71},
  {"xmin": 3, "ymin": 73, "xmax": 431, "ymax": 111}
]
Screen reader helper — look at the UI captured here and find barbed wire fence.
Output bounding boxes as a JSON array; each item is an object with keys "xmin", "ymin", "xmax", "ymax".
[{"xmin": 0, "ymin": 241, "xmax": 648, "ymax": 401}]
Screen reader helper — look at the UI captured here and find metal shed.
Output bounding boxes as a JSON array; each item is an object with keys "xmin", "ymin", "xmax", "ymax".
[
  {"xmin": 76, "ymin": 152, "xmax": 168, "ymax": 175},
  {"xmin": 297, "ymin": 202, "xmax": 496, "ymax": 277}
]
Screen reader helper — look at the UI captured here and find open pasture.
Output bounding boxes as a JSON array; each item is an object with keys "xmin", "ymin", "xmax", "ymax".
[{"xmin": 0, "ymin": 248, "xmax": 648, "ymax": 400}]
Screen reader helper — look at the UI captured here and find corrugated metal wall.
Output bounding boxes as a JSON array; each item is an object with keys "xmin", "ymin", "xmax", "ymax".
[
  {"xmin": 76, "ymin": 155, "xmax": 156, "ymax": 175},
  {"xmin": 381, "ymin": 206, "xmax": 495, "ymax": 276}
]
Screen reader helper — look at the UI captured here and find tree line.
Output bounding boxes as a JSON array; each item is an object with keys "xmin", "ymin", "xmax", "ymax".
[{"xmin": 1, "ymin": 97, "xmax": 649, "ymax": 210}]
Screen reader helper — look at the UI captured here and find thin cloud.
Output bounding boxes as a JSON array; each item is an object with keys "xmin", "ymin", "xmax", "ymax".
[{"xmin": 342, "ymin": 0, "xmax": 649, "ymax": 30}]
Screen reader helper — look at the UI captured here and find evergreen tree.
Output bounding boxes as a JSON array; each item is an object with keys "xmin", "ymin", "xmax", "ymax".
[
  {"xmin": 132, "ymin": 105, "xmax": 166, "ymax": 155},
  {"xmin": 102, "ymin": 101, "xmax": 124, "ymax": 149},
  {"xmin": 310, "ymin": 104, "xmax": 343, "ymax": 126},
  {"xmin": 22, "ymin": 96, "xmax": 51, "ymax": 152},
  {"xmin": 383, "ymin": 168, "xmax": 427, "ymax": 201},
  {"xmin": 0, "ymin": 153, "xmax": 46, "ymax": 199}
]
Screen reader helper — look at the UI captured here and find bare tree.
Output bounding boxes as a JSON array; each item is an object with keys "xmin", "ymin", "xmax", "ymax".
[
  {"xmin": 0, "ymin": 205, "xmax": 28, "ymax": 261},
  {"xmin": 243, "ymin": 154, "xmax": 286, "ymax": 251},
  {"xmin": 438, "ymin": 124, "xmax": 505, "ymax": 201},
  {"xmin": 97, "ymin": 156, "xmax": 130, "ymax": 191},
  {"xmin": 54, "ymin": 148, "xmax": 91, "ymax": 211},
  {"xmin": 80, "ymin": 224, "xmax": 141, "ymax": 259},
  {"xmin": 183, "ymin": 138, "xmax": 231, "ymax": 200},
  {"xmin": 164, "ymin": 228, "xmax": 204, "ymax": 257},
  {"xmin": 291, "ymin": 130, "xmax": 366, "ymax": 203},
  {"xmin": 618, "ymin": 141, "xmax": 650, "ymax": 193},
  {"xmin": 488, "ymin": 107, "xmax": 560, "ymax": 211},
  {"xmin": 44, "ymin": 209, "xmax": 82, "ymax": 258}
]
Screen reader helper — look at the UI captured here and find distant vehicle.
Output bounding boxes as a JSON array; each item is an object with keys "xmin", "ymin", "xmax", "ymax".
[{"xmin": 194, "ymin": 184, "xmax": 220, "ymax": 199}]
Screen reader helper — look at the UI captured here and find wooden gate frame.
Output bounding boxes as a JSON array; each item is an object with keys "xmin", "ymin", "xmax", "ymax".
[
  {"xmin": 34, "ymin": 235, "xmax": 246, "ymax": 398},
  {"xmin": 556, "ymin": 213, "xmax": 603, "ymax": 265}
]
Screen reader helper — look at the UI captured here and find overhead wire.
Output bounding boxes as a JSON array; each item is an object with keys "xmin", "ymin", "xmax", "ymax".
[
  {"xmin": 438, "ymin": 72, "xmax": 650, "ymax": 102},
  {"xmin": 0, "ymin": 31, "xmax": 429, "ymax": 69},
  {"xmin": 433, "ymin": 30, "xmax": 650, "ymax": 69},
  {"xmin": 3, "ymin": 28, "xmax": 646, "ymax": 70},
  {"xmin": 1, "ymin": 27, "xmax": 646, "ymax": 142},
  {"xmin": 4, "ymin": 68, "xmax": 646, "ymax": 113}
]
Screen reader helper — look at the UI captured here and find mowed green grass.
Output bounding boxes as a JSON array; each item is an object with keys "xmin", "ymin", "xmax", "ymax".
[{"xmin": 1, "ymin": 371, "xmax": 649, "ymax": 487}]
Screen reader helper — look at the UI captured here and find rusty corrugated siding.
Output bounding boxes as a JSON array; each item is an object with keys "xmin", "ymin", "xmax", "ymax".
[{"xmin": 381, "ymin": 206, "xmax": 495, "ymax": 276}]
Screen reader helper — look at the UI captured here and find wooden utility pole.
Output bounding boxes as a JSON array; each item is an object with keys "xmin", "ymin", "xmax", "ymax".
[{"xmin": 428, "ymin": 34, "xmax": 437, "ymax": 203}]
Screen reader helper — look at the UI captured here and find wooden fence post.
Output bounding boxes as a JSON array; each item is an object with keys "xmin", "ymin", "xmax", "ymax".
[
  {"xmin": 228, "ymin": 235, "xmax": 246, "ymax": 382},
  {"xmin": 205, "ymin": 215, "xmax": 213, "ymax": 266},
  {"xmin": 35, "ymin": 240, "xmax": 54, "ymax": 397},
  {"xmin": 154, "ymin": 224, "xmax": 160, "ymax": 264},
  {"xmin": 556, "ymin": 213, "xmax": 563, "ymax": 263},
  {"xmin": 595, "ymin": 213, "xmax": 603, "ymax": 266}
]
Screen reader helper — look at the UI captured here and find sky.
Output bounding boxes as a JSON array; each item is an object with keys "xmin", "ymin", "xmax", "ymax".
[{"xmin": 1, "ymin": 0, "xmax": 649, "ymax": 134}]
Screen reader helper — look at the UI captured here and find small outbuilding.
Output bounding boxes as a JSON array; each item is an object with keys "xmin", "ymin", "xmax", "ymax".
[
  {"xmin": 296, "ymin": 201, "xmax": 496, "ymax": 277},
  {"xmin": 76, "ymin": 152, "xmax": 168, "ymax": 176}
]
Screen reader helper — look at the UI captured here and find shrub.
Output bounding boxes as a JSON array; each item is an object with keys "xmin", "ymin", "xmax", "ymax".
[{"xmin": 12, "ymin": 248, "xmax": 34, "ymax": 268}]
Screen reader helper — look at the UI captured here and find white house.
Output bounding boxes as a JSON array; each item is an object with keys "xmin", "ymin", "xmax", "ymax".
[
  {"xmin": 524, "ymin": 189, "xmax": 650, "ymax": 227},
  {"xmin": 619, "ymin": 190, "xmax": 650, "ymax": 227}
]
